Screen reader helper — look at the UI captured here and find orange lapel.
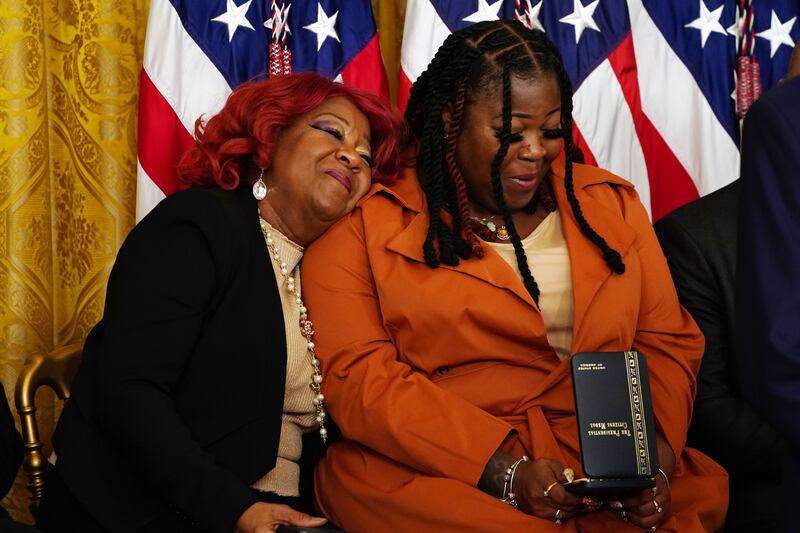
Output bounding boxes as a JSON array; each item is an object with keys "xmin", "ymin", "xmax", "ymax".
[
  {"xmin": 382, "ymin": 169, "xmax": 538, "ymax": 308},
  {"xmin": 549, "ymin": 159, "xmax": 637, "ymax": 352},
  {"xmin": 381, "ymin": 161, "xmax": 639, "ymax": 320}
]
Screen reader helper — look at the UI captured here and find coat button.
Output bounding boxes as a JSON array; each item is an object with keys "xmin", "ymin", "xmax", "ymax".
[{"xmin": 435, "ymin": 366, "xmax": 452, "ymax": 376}]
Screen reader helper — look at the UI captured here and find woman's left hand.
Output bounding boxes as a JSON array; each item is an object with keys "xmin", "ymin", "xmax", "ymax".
[
  {"xmin": 234, "ymin": 502, "xmax": 328, "ymax": 533},
  {"xmin": 614, "ymin": 470, "xmax": 671, "ymax": 531},
  {"xmin": 614, "ymin": 434, "xmax": 675, "ymax": 531}
]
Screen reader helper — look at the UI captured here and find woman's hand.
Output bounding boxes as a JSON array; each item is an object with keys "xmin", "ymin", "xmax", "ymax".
[
  {"xmin": 613, "ymin": 434, "xmax": 675, "ymax": 531},
  {"xmin": 514, "ymin": 459, "xmax": 602, "ymax": 523},
  {"xmin": 613, "ymin": 470, "xmax": 671, "ymax": 531},
  {"xmin": 479, "ymin": 447, "xmax": 602, "ymax": 524},
  {"xmin": 234, "ymin": 502, "xmax": 328, "ymax": 533}
]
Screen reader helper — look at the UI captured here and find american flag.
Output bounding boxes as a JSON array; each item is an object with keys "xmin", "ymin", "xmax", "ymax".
[
  {"xmin": 136, "ymin": 0, "xmax": 388, "ymax": 220},
  {"xmin": 398, "ymin": 0, "xmax": 799, "ymax": 220}
]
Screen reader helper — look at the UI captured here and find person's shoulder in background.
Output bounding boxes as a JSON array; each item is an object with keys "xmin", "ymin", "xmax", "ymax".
[
  {"xmin": 656, "ymin": 179, "xmax": 740, "ymax": 243},
  {"xmin": 748, "ymin": 74, "xmax": 800, "ymax": 120}
]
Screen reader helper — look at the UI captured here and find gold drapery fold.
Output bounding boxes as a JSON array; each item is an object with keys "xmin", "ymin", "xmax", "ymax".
[
  {"xmin": 0, "ymin": 0, "xmax": 404, "ymax": 523},
  {"xmin": 373, "ymin": 0, "xmax": 406, "ymax": 104},
  {"xmin": 0, "ymin": 0, "xmax": 149, "ymax": 521}
]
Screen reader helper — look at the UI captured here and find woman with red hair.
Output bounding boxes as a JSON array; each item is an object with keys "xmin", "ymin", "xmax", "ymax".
[{"xmin": 36, "ymin": 72, "xmax": 403, "ymax": 533}]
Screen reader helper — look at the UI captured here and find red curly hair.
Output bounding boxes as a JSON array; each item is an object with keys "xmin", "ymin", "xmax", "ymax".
[{"xmin": 178, "ymin": 72, "xmax": 405, "ymax": 189}]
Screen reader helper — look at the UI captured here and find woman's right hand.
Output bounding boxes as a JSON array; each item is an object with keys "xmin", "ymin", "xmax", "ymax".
[
  {"xmin": 234, "ymin": 502, "xmax": 328, "ymax": 533},
  {"xmin": 515, "ymin": 459, "xmax": 599, "ymax": 523}
]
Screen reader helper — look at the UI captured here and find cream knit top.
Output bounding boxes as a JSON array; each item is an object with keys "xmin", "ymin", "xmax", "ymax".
[
  {"xmin": 488, "ymin": 210, "xmax": 575, "ymax": 361},
  {"xmin": 251, "ymin": 220, "xmax": 317, "ymax": 496}
]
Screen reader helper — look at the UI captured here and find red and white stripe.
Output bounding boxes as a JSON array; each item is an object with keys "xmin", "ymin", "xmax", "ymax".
[
  {"xmin": 398, "ymin": 0, "xmax": 451, "ymax": 111},
  {"xmin": 627, "ymin": 0, "xmax": 739, "ymax": 215},
  {"xmin": 137, "ymin": 0, "xmax": 234, "ymax": 221}
]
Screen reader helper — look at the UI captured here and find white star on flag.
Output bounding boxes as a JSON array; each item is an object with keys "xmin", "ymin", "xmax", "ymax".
[
  {"xmin": 303, "ymin": 3, "xmax": 340, "ymax": 51},
  {"xmin": 726, "ymin": 4, "xmax": 741, "ymax": 43},
  {"xmin": 757, "ymin": 10, "xmax": 797, "ymax": 58},
  {"xmin": 522, "ymin": 0, "xmax": 545, "ymax": 32},
  {"xmin": 463, "ymin": 0, "xmax": 503, "ymax": 24},
  {"xmin": 211, "ymin": 0, "xmax": 255, "ymax": 42},
  {"xmin": 559, "ymin": 0, "xmax": 601, "ymax": 44},
  {"xmin": 684, "ymin": 0, "xmax": 726, "ymax": 48},
  {"xmin": 264, "ymin": 3, "xmax": 291, "ymax": 40}
]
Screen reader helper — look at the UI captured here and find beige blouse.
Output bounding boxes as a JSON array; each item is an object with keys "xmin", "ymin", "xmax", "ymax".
[
  {"xmin": 488, "ymin": 210, "xmax": 575, "ymax": 360},
  {"xmin": 251, "ymin": 220, "xmax": 317, "ymax": 496}
]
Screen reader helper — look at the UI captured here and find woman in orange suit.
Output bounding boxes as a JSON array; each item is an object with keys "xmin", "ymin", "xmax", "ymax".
[{"xmin": 302, "ymin": 21, "xmax": 727, "ymax": 532}]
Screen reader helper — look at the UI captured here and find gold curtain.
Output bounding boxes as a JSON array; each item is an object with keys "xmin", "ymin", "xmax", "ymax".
[
  {"xmin": 0, "ymin": 0, "xmax": 150, "ymax": 521},
  {"xmin": 0, "ymin": 0, "xmax": 405, "ymax": 523},
  {"xmin": 373, "ymin": 0, "xmax": 406, "ymax": 104}
]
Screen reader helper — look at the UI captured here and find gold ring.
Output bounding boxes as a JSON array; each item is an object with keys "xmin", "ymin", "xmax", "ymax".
[
  {"xmin": 544, "ymin": 481, "xmax": 559, "ymax": 497},
  {"xmin": 650, "ymin": 527, "xmax": 658, "ymax": 532},
  {"xmin": 653, "ymin": 498, "xmax": 663, "ymax": 514},
  {"xmin": 554, "ymin": 509, "xmax": 563, "ymax": 525},
  {"xmin": 620, "ymin": 510, "xmax": 628, "ymax": 522}
]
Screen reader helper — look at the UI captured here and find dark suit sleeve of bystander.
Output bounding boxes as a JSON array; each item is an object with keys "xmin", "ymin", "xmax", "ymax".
[
  {"xmin": 736, "ymin": 77, "xmax": 800, "ymax": 452},
  {"xmin": 656, "ymin": 210, "xmax": 785, "ymax": 480}
]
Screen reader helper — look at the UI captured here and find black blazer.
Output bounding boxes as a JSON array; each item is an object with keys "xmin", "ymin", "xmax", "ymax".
[
  {"xmin": 655, "ymin": 180, "xmax": 785, "ymax": 481},
  {"xmin": 50, "ymin": 186, "xmax": 301, "ymax": 532}
]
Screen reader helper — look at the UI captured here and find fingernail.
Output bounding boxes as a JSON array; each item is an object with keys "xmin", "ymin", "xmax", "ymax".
[
  {"xmin": 562, "ymin": 467, "xmax": 575, "ymax": 483},
  {"xmin": 609, "ymin": 500, "xmax": 623, "ymax": 510}
]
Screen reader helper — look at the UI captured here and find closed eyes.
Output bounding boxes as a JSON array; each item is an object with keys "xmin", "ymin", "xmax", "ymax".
[
  {"xmin": 358, "ymin": 153, "xmax": 374, "ymax": 167},
  {"xmin": 311, "ymin": 120, "xmax": 344, "ymax": 140},
  {"xmin": 542, "ymin": 127, "xmax": 565, "ymax": 139},
  {"xmin": 311, "ymin": 120, "xmax": 374, "ymax": 167},
  {"xmin": 494, "ymin": 127, "xmax": 565, "ymax": 143}
]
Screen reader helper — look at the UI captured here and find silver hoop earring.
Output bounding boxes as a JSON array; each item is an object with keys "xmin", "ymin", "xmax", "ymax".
[{"xmin": 252, "ymin": 168, "xmax": 267, "ymax": 200}]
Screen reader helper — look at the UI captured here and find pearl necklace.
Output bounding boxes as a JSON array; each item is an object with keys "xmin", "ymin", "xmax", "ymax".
[{"xmin": 258, "ymin": 214, "xmax": 328, "ymax": 443}]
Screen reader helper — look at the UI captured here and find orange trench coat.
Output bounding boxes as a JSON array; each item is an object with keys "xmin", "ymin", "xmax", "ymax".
[{"xmin": 302, "ymin": 160, "xmax": 728, "ymax": 533}]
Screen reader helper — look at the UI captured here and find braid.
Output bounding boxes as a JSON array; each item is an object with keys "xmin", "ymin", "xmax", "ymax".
[
  {"xmin": 407, "ymin": 27, "xmax": 489, "ymax": 267},
  {"xmin": 419, "ymin": 114, "xmax": 443, "ymax": 266},
  {"xmin": 562, "ymin": 110, "xmax": 624, "ymax": 274},
  {"xmin": 446, "ymin": 82, "xmax": 484, "ymax": 258},
  {"xmin": 535, "ymin": 180, "xmax": 557, "ymax": 212},
  {"xmin": 490, "ymin": 66, "xmax": 541, "ymax": 304},
  {"xmin": 539, "ymin": 37, "xmax": 626, "ymax": 274}
]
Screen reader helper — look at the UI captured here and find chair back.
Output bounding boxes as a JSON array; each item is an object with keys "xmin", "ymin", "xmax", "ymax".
[{"xmin": 13, "ymin": 343, "xmax": 82, "ymax": 511}]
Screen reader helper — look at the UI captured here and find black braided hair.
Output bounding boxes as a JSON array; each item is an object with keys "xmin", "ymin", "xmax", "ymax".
[
  {"xmin": 536, "ymin": 34, "xmax": 626, "ymax": 275},
  {"xmin": 405, "ymin": 20, "xmax": 625, "ymax": 304},
  {"xmin": 489, "ymin": 64, "xmax": 542, "ymax": 302}
]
